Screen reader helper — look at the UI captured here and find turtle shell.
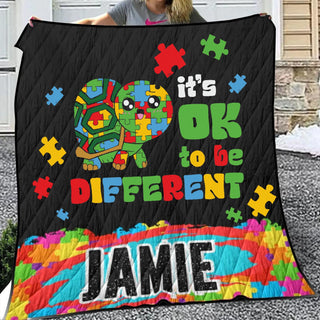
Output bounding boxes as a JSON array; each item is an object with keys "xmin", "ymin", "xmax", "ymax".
[{"xmin": 74, "ymin": 78, "xmax": 122, "ymax": 154}]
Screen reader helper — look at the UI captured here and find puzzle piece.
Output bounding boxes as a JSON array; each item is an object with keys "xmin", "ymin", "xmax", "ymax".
[
  {"xmin": 33, "ymin": 176, "xmax": 53, "ymax": 200},
  {"xmin": 229, "ymin": 74, "xmax": 247, "ymax": 94},
  {"xmin": 248, "ymin": 184, "xmax": 276, "ymax": 217},
  {"xmin": 135, "ymin": 101, "xmax": 152, "ymax": 119},
  {"xmin": 99, "ymin": 138, "xmax": 119, "ymax": 151},
  {"xmin": 124, "ymin": 131, "xmax": 136, "ymax": 143},
  {"xmin": 263, "ymin": 218, "xmax": 282, "ymax": 231},
  {"xmin": 136, "ymin": 118, "xmax": 152, "ymax": 141},
  {"xmin": 263, "ymin": 228, "xmax": 288, "ymax": 249},
  {"xmin": 46, "ymin": 87, "xmax": 64, "ymax": 106},
  {"xmin": 270, "ymin": 260, "xmax": 300, "ymax": 281},
  {"xmin": 163, "ymin": 100, "xmax": 173, "ymax": 119},
  {"xmin": 76, "ymin": 95, "xmax": 86, "ymax": 106},
  {"xmin": 148, "ymin": 118, "xmax": 168, "ymax": 136},
  {"xmin": 116, "ymin": 223, "xmax": 147, "ymax": 239},
  {"xmin": 56, "ymin": 209, "xmax": 69, "ymax": 221},
  {"xmin": 147, "ymin": 85, "xmax": 169, "ymax": 101},
  {"xmin": 89, "ymin": 111, "xmax": 104, "ymax": 126},
  {"xmin": 87, "ymin": 79, "xmax": 103, "ymax": 91},
  {"xmin": 266, "ymin": 248, "xmax": 274, "ymax": 262},
  {"xmin": 154, "ymin": 43, "xmax": 186, "ymax": 78},
  {"xmin": 147, "ymin": 106, "xmax": 167, "ymax": 124},
  {"xmin": 88, "ymin": 120, "xmax": 104, "ymax": 130},
  {"xmin": 100, "ymin": 109, "xmax": 113, "ymax": 123},
  {"xmin": 251, "ymin": 281, "xmax": 285, "ymax": 298},
  {"xmin": 39, "ymin": 137, "xmax": 66, "ymax": 166},
  {"xmin": 113, "ymin": 151, "xmax": 128, "ymax": 165},
  {"xmin": 130, "ymin": 81, "xmax": 150, "ymax": 107},
  {"xmin": 225, "ymin": 207, "xmax": 242, "ymax": 223},
  {"xmin": 200, "ymin": 34, "xmax": 229, "ymax": 60}
]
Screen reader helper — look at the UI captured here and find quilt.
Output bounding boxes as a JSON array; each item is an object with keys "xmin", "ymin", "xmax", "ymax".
[{"xmin": 5, "ymin": 15, "xmax": 315, "ymax": 319}]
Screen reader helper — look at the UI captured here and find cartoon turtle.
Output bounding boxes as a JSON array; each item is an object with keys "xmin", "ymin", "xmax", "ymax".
[{"xmin": 74, "ymin": 78, "xmax": 173, "ymax": 170}]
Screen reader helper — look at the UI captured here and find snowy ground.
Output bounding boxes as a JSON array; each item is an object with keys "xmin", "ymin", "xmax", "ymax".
[
  {"xmin": 276, "ymin": 125, "xmax": 320, "ymax": 157},
  {"xmin": 0, "ymin": 282, "xmax": 11, "ymax": 319}
]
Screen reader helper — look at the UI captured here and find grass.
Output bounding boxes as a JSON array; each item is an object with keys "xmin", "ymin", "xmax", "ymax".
[{"xmin": 0, "ymin": 220, "xmax": 17, "ymax": 292}]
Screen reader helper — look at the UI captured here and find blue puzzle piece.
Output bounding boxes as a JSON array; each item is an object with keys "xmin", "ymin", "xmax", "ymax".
[
  {"xmin": 148, "ymin": 118, "xmax": 168, "ymax": 136},
  {"xmin": 89, "ymin": 157, "xmax": 102, "ymax": 169},
  {"xmin": 116, "ymin": 227, "xmax": 127, "ymax": 238},
  {"xmin": 56, "ymin": 209, "xmax": 69, "ymax": 221},
  {"xmin": 99, "ymin": 138, "xmax": 119, "ymax": 151},
  {"xmin": 130, "ymin": 81, "xmax": 150, "ymax": 107},
  {"xmin": 75, "ymin": 121, "xmax": 88, "ymax": 137},
  {"xmin": 86, "ymin": 85, "xmax": 103, "ymax": 98},
  {"xmin": 116, "ymin": 223, "xmax": 147, "ymax": 239},
  {"xmin": 46, "ymin": 87, "xmax": 64, "ymax": 106},
  {"xmin": 251, "ymin": 281, "xmax": 286, "ymax": 298},
  {"xmin": 229, "ymin": 74, "xmax": 247, "ymax": 94}
]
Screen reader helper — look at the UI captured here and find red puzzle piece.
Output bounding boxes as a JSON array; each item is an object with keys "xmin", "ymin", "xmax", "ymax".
[
  {"xmin": 33, "ymin": 176, "xmax": 53, "ymax": 200},
  {"xmin": 163, "ymin": 100, "xmax": 173, "ymax": 119},
  {"xmin": 123, "ymin": 82, "xmax": 135, "ymax": 90},
  {"xmin": 135, "ymin": 101, "xmax": 152, "ymax": 120},
  {"xmin": 152, "ymin": 130, "xmax": 163, "ymax": 139},
  {"xmin": 154, "ymin": 43, "xmax": 186, "ymax": 78},
  {"xmin": 124, "ymin": 131, "xmax": 136, "ymax": 143},
  {"xmin": 113, "ymin": 151, "xmax": 127, "ymax": 165},
  {"xmin": 89, "ymin": 111, "xmax": 103, "ymax": 126}
]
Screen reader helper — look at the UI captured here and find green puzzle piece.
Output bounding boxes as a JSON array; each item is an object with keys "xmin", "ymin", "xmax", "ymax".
[
  {"xmin": 87, "ymin": 79, "xmax": 103, "ymax": 91},
  {"xmin": 263, "ymin": 219, "xmax": 282, "ymax": 231},
  {"xmin": 14, "ymin": 261, "xmax": 36, "ymax": 285},
  {"xmin": 60, "ymin": 228, "xmax": 89, "ymax": 244},
  {"xmin": 200, "ymin": 34, "xmax": 229, "ymax": 60},
  {"xmin": 270, "ymin": 260, "xmax": 300, "ymax": 281}
]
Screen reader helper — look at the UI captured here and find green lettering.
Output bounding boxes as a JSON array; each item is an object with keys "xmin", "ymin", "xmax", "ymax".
[
  {"xmin": 123, "ymin": 177, "xmax": 142, "ymax": 202},
  {"xmin": 229, "ymin": 149, "xmax": 243, "ymax": 166},
  {"xmin": 143, "ymin": 176, "xmax": 162, "ymax": 202},
  {"xmin": 178, "ymin": 104, "xmax": 210, "ymax": 140},
  {"xmin": 225, "ymin": 172, "xmax": 244, "ymax": 199},
  {"xmin": 211, "ymin": 103, "xmax": 242, "ymax": 139}
]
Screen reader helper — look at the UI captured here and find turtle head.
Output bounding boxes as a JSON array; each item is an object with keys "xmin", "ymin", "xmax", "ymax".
[{"xmin": 114, "ymin": 80, "xmax": 173, "ymax": 143}]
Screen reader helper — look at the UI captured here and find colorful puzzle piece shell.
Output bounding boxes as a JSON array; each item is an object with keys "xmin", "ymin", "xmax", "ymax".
[{"xmin": 74, "ymin": 78, "xmax": 173, "ymax": 171}]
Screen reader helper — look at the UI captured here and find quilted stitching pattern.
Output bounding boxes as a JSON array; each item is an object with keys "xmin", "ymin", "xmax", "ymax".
[{"xmin": 6, "ymin": 15, "xmax": 315, "ymax": 319}]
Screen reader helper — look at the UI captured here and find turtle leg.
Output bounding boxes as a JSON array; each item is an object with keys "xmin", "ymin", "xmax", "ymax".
[
  {"xmin": 82, "ymin": 157, "xmax": 101, "ymax": 171},
  {"xmin": 112, "ymin": 151, "xmax": 128, "ymax": 170},
  {"xmin": 133, "ymin": 148, "xmax": 147, "ymax": 169}
]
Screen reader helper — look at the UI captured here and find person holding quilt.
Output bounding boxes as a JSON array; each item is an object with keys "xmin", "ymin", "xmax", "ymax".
[{"xmin": 30, "ymin": 0, "xmax": 206, "ymax": 26}]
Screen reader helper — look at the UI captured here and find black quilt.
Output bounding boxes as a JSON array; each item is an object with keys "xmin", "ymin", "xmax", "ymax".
[{"xmin": 5, "ymin": 15, "xmax": 315, "ymax": 319}]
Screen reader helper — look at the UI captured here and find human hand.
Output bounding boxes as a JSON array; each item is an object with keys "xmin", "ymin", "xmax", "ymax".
[
  {"xmin": 260, "ymin": 13, "xmax": 272, "ymax": 20},
  {"xmin": 29, "ymin": 16, "xmax": 40, "ymax": 27}
]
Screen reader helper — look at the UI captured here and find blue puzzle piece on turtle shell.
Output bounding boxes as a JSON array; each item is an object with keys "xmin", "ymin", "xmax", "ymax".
[
  {"xmin": 100, "ymin": 138, "xmax": 119, "ymax": 151},
  {"xmin": 86, "ymin": 85, "xmax": 103, "ymax": 98}
]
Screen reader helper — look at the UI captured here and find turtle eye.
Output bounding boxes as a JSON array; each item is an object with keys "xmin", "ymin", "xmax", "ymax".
[
  {"xmin": 122, "ymin": 98, "xmax": 134, "ymax": 111},
  {"xmin": 148, "ymin": 96, "xmax": 160, "ymax": 109}
]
